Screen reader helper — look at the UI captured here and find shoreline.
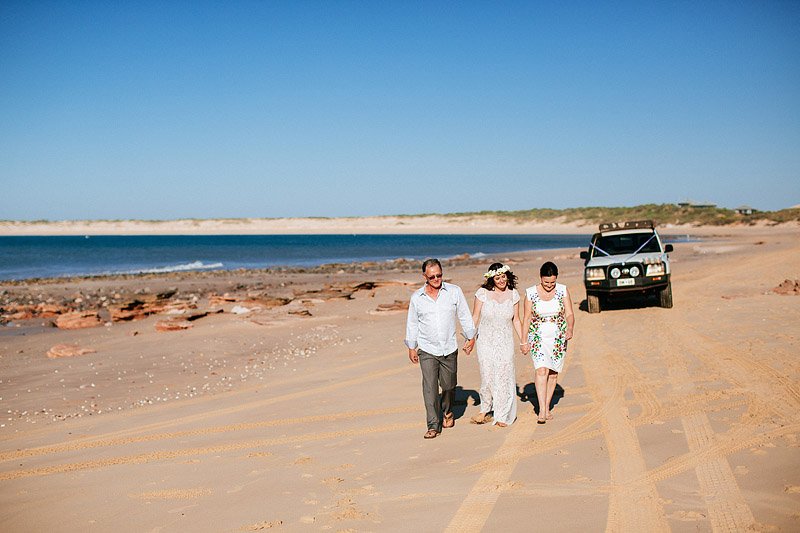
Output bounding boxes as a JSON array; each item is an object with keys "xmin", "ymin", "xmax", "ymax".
[{"xmin": 2, "ymin": 215, "xmax": 797, "ymax": 236}]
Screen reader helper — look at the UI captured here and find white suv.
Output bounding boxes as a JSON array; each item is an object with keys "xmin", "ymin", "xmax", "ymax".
[{"xmin": 579, "ymin": 220, "xmax": 673, "ymax": 313}]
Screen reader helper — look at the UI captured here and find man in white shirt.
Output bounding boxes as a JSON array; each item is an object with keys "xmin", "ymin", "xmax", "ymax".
[{"xmin": 405, "ymin": 258, "xmax": 476, "ymax": 439}]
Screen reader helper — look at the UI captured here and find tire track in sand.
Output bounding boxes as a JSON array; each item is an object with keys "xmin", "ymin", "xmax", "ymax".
[
  {"xmin": 0, "ymin": 421, "xmax": 419, "ymax": 481},
  {"xmin": 443, "ymin": 410, "xmax": 546, "ymax": 532},
  {"xmin": 580, "ymin": 317, "xmax": 670, "ymax": 533},
  {"xmin": 0, "ymin": 404, "xmax": 419, "ymax": 463},
  {"xmin": 447, "ymin": 339, "xmax": 624, "ymax": 531},
  {"xmin": 0, "ymin": 364, "xmax": 410, "ymax": 464},
  {"xmin": 650, "ymin": 318, "xmax": 756, "ymax": 531}
]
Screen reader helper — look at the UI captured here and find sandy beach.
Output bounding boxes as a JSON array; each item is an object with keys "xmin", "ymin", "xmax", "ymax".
[
  {"xmin": 4, "ymin": 215, "xmax": 793, "ymax": 236},
  {"xmin": 1, "ymin": 225, "xmax": 799, "ymax": 531},
  {"xmin": 0, "ymin": 216, "xmax": 594, "ymax": 235}
]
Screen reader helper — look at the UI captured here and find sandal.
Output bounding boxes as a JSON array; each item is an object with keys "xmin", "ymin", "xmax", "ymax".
[
  {"xmin": 443, "ymin": 413, "xmax": 455, "ymax": 429},
  {"xmin": 537, "ymin": 415, "xmax": 546, "ymax": 425},
  {"xmin": 424, "ymin": 429, "xmax": 438, "ymax": 439}
]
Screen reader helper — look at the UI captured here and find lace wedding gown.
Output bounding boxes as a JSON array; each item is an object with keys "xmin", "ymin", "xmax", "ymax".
[{"xmin": 475, "ymin": 287, "xmax": 520, "ymax": 425}]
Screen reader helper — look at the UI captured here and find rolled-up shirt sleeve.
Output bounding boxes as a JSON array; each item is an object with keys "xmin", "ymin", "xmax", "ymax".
[
  {"xmin": 456, "ymin": 287, "xmax": 476, "ymax": 340},
  {"xmin": 404, "ymin": 296, "xmax": 419, "ymax": 349}
]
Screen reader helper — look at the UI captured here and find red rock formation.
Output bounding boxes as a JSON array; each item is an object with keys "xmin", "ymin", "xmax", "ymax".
[
  {"xmin": 155, "ymin": 318, "xmax": 193, "ymax": 331},
  {"xmin": 55, "ymin": 311, "xmax": 103, "ymax": 329},
  {"xmin": 774, "ymin": 279, "xmax": 800, "ymax": 295},
  {"xmin": 375, "ymin": 300, "xmax": 410, "ymax": 312},
  {"xmin": 47, "ymin": 344, "xmax": 97, "ymax": 358}
]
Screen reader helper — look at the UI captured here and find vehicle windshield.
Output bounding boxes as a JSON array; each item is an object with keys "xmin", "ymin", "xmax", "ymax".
[{"xmin": 592, "ymin": 232, "xmax": 660, "ymax": 257}]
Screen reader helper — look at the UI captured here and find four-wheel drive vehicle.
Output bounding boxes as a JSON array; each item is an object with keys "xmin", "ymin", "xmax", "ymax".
[{"xmin": 579, "ymin": 220, "xmax": 673, "ymax": 313}]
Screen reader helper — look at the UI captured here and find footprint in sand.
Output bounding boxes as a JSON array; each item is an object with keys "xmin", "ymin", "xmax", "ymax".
[
  {"xmin": 240, "ymin": 520, "xmax": 283, "ymax": 531},
  {"xmin": 669, "ymin": 510, "xmax": 707, "ymax": 521}
]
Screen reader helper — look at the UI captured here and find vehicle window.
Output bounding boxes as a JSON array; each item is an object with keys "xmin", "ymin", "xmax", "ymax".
[{"xmin": 593, "ymin": 232, "xmax": 660, "ymax": 256}]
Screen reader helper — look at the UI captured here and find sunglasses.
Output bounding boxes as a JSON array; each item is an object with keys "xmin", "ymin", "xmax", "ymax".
[{"xmin": 426, "ymin": 273, "xmax": 443, "ymax": 280}]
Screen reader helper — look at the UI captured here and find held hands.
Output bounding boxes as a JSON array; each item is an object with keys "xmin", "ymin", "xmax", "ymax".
[
  {"xmin": 519, "ymin": 342, "xmax": 530, "ymax": 355},
  {"xmin": 463, "ymin": 338, "xmax": 475, "ymax": 355}
]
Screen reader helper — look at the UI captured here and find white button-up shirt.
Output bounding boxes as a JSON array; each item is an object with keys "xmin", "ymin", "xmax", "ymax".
[{"xmin": 405, "ymin": 282, "xmax": 476, "ymax": 356}]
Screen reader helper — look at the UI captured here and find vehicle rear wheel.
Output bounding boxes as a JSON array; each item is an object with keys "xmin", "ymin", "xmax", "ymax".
[
  {"xmin": 659, "ymin": 283, "xmax": 673, "ymax": 308},
  {"xmin": 587, "ymin": 293, "xmax": 601, "ymax": 314}
]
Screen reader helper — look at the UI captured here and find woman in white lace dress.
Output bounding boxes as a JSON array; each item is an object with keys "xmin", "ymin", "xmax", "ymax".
[
  {"xmin": 521, "ymin": 261, "xmax": 574, "ymax": 424},
  {"xmin": 466, "ymin": 263, "xmax": 523, "ymax": 427}
]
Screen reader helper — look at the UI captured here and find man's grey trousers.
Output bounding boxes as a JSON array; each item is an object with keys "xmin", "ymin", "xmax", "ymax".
[{"xmin": 418, "ymin": 349, "xmax": 458, "ymax": 431}]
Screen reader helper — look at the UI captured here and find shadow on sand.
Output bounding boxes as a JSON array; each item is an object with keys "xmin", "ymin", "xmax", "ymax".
[{"xmin": 517, "ymin": 382, "xmax": 565, "ymax": 416}]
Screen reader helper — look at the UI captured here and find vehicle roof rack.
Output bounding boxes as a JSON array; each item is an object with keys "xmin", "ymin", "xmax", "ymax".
[{"xmin": 598, "ymin": 220, "xmax": 655, "ymax": 231}]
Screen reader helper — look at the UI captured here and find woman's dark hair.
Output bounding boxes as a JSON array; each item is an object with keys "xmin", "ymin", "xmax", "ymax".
[
  {"xmin": 481, "ymin": 262, "xmax": 517, "ymax": 290},
  {"xmin": 540, "ymin": 261, "xmax": 559, "ymax": 277}
]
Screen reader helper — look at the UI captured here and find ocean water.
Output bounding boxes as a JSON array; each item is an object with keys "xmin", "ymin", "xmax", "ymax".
[{"xmin": 0, "ymin": 234, "xmax": 594, "ymax": 281}]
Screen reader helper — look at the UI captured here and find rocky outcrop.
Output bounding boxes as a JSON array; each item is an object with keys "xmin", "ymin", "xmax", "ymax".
[
  {"xmin": 47, "ymin": 344, "xmax": 97, "ymax": 358},
  {"xmin": 154, "ymin": 311, "xmax": 213, "ymax": 331},
  {"xmin": 774, "ymin": 279, "xmax": 800, "ymax": 295},
  {"xmin": 375, "ymin": 300, "xmax": 409, "ymax": 312},
  {"xmin": 155, "ymin": 318, "xmax": 193, "ymax": 331},
  {"xmin": 54, "ymin": 311, "xmax": 103, "ymax": 329}
]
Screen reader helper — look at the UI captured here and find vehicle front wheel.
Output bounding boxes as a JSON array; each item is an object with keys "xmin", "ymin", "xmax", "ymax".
[
  {"xmin": 659, "ymin": 283, "xmax": 673, "ymax": 308},
  {"xmin": 587, "ymin": 293, "xmax": 601, "ymax": 314}
]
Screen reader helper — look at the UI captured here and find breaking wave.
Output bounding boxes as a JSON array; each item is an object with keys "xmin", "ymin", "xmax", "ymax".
[{"xmin": 121, "ymin": 261, "xmax": 224, "ymax": 275}]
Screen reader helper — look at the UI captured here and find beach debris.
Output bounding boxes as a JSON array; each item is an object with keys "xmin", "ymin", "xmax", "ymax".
[
  {"xmin": 289, "ymin": 309, "xmax": 313, "ymax": 317},
  {"xmin": 55, "ymin": 311, "xmax": 103, "ymax": 329},
  {"xmin": 231, "ymin": 305, "xmax": 252, "ymax": 315},
  {"xmin": 374, "ymin": 300, "xmax": 409, "ymax": 312},
  {"xmin": 773, "ymin": 279, "xmax": 800, "ymax": 295},
  {"xmin": 47, "ymin": 344, "xmax": 97, "ymax": 358}
]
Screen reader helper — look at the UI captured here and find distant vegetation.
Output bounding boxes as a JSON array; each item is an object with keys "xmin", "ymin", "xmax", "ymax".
[
  {"xmin": 440, "ymin": 204, "xmax": 800, "ymax": 226},
  {"xmin": 2, "ymin": 204, "xmax": 798, "ymax": 226}
]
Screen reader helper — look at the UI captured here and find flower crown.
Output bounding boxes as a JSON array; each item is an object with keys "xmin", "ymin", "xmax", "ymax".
[{"xmin": 483, "ymin": 264, "xmax": 510, "ymax": 278}]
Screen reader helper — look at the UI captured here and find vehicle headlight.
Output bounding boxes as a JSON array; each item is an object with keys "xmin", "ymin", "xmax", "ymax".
[
  {"xmin": 629, "ymin": 266, "xmax": 640, "ymax": 277},
  {"xmin": 585, "ymin": 267, "xmax": 605, "ymax": 281},
  {"xmin": 646, "ymin": 263, "xmax": 665, "ymax": 276},
  {"xmin": 610, "ymin": 267, "xmax": 621, "ymax": 279}
]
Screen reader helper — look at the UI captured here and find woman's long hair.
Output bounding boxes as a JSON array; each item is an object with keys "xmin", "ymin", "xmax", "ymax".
[{"xmin": 481, "ymin": 262, "xmax": 518, "ymax": 290}]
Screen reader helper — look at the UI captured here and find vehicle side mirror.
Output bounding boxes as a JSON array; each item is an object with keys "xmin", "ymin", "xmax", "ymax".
[
  {"xmin": 579, "ymin": 251, "xmax": 589, "ymax": 260},
  {"xmin": 665, "ymin": 244, "xmax": 673, "ymax": 253}
]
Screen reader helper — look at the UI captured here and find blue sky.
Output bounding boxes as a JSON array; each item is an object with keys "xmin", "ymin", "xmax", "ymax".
[{"xmin": 1, "ymin": 1, "xmax": 798, "ymax": 220}]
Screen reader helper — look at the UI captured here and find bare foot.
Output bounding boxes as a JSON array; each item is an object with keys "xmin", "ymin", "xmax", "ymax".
[
  {"xmin": 546, "ymin": 412, "xmax": 553, "ymax": 420},
  {"xmin": 496, "ymin": 422, "xmax": 507, "ymax": 428},
  {"xmin": 470, "ymin": 413, "xmax": 487, "ymax": 424}
]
